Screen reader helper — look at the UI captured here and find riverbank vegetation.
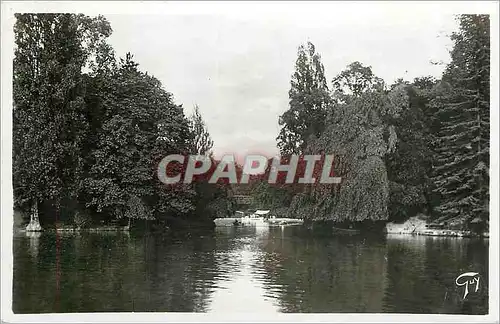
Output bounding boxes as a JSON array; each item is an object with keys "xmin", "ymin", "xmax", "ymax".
[
  {"xmin": 13, "ymin": 14, "xmax": 489, "ymax": 234},
  {"xmin": 249, "ymin": 14, "xmax": 490, "ymax": 233},
  {"xmin": 13, "ymin": 14, "xmax": 234, "ymax": 230}
]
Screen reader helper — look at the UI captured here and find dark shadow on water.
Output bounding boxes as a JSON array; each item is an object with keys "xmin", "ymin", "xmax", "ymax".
[
  {"xmin": 13, "ymin": 230, "xmax": 220, "ymax": 313},
  {"xmin": 382, "ymin": 235, "xmax": 488, "ymax": 314}
]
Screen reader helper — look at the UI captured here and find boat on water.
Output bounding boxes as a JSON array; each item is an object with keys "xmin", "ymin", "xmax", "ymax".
[
  {"xmin": 267, "ymin": 218, "xmax": 304, "ymax": 226},
  {"xmin": 331, "ymin": 226, "xmax": 361, "ymax": 235},
  {"xmin": 241, "ymin": 210, "xmax": 270, "ymax": 226},
  {"xmin": 214, "ymin": 210, "xmax": 304, "ymax": 227}
]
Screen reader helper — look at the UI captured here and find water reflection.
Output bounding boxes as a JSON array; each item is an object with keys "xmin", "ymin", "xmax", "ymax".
[
  {"xmin": 25, "ymin": 231, "xmax": 41, "ymax": 259},
  {"xmin": 256, "ymin": 227, "xmax": 389, "ymax": 312},
  {"xmin": 209, "ymin": 226, "xmax": 278, "ymax": 313},
  {"xmin": 383, "ymin": 234, "xmax": 488, "ymax": 314},
  {"xmin": 13, "ymin": 227, "xmax": 488, "ymax": 314},
  {"xmin": 14, "ymin": 231, "xmax": 220, "ymax": 313}
]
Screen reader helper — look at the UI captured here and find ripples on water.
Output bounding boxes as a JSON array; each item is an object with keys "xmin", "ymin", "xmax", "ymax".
[{"xmin": 13, "ymin": 225, "xmax": 488, "ymax": 314}]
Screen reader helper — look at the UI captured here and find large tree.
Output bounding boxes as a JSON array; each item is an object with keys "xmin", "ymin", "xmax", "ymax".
[
  {"xmin": 331, "ymin": 61, "xmax": 384, "ymax": 100},
  {"xmin": 277, "ymin": 42, "xmax": 331, "ymax": 155},
  {"xmin": 284, "ymin": 62, "xmax": 406, "ymax": 224},
  {"xmin": 13, "ymin": 14, "xmax": 232, "ymax": 230},
  {"xmin": 13, "ymin": 14, "xmax": 112, "ymax": 225},
  {"xmin": 430, "ymin": 14, "xmax": 490, "ymax": 228},
  {"xmin": 385, "ymin": 77, "xmax": 437, "ymax": 222},
  {"xmin": 84, "ymin": 53, "xmax": 195, "ymax": 224}
]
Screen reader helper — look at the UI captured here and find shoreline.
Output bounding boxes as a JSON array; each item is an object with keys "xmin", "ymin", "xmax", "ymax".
[
  {"xmin": 386, "ymin": 228, "xmax": 489, "ymax": 239},
  {"xmin": 17, "ymin": 220, "xmax": 490, "ymax": 239},
  {"xmin": 19, "ymin": 225, "xmax": 130, "ymax": 233},
  {"xmin": 385, "ymin": 216, "xmax": 489, "ymax": 239}
]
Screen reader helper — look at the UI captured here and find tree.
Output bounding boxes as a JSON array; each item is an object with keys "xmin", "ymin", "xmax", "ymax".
[
  {"xmin": 430, "ymin": 15, "xmax": 490, "ymax": 229},
  {"xmin": 308, "ymin": 87, "xmax": 405, "ymax": 223},
  {"xmin": 13, "ymin": 14, "xmax": 231, "ymax": 230},
  {"xmin": 186, "ymin": 108, "xmax": 235, "ymax": 221},
  {"xmin": 331, "ymin": 61, "xmax": 384, "ymax": 100},
  {"xmin": 189, "ymin": 105, "xmax": 214, "ymax": 155},
  {"xmin": 13, "ymin": 14, "xmax": 112, "ymax": 227},
  {"xmin": 385, "ymin": 78, "xmax": 437, "ymax": 222},
  {"xmin": 277, "ymin": 42, "xmax": 331, "ymax": 155},
  {"xmin": 84, "ymin": 53, "xmax": 195, "ymax": 225},
  {"xmin": 283, "ymin": 63, "xmax": 407, "ymax": 224}
]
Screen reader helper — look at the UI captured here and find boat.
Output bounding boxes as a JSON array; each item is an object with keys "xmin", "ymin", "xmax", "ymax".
[
  {"xmin": 332, "ymin": 226, "xmax": 361, "ymax": 235},
  {"xmin": 241, "ymin": 210, "xmax": 270, "ymax": 226},
  {"xmin": 267, "ymin": 218, "xmax": 304, "ymax": 226}
]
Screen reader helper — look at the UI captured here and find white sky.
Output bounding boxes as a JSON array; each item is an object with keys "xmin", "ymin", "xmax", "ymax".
[{"xmin": 104, "ymin": 5, "xmax": 459, "ymax": 159}]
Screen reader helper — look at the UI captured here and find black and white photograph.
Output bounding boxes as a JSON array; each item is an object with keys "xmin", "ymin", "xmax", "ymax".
[{"xmin": 1, "ymin": 1, "xmax": 498, "ymax": 323}]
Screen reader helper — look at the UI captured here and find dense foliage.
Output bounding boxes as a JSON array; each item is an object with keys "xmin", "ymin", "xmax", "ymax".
[
  {"xmin": 189, "ymin": 105, "xmax": 214, "ymax": 156},
  {"xmin": 288, "ymin": 70, "xmax": 405, "ymax": 222},
  {"xmin": 13, "ymin": 14, "xmax": 111, "ymax": 212},
  {"xmin": 430, "ymin": 15, "xmax": 490, "ymax": 227},
  {"xmin": 277, "ymin": 42, "xmax": 331, "ymax": 155},
  {"xmin": 13, "ymin": 14, "xmax": 490, "ymax": 232},
  {"xmin": 13, "ymin": 14, "xmax": 232, "ymax": 229},
  {"xmin": 268, "ymin": 14, "xmax": 489, "ymax": 230}
]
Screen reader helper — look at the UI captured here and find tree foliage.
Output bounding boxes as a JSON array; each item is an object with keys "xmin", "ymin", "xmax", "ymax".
[
  {"xmin": 13, "ymin": 14, "xmax": 112, "ymax": 211},
  {"xmin": 430, "ymin": 15, "xmax": 490, "ymax": 226},
  {"xmin": 83, "ymin": 53, "xmax": 194, "ymax": 222},
  {"xmin": 277, "ymin": 42, "xmax": 331, "ymax": 155},
  {"xmin": 331, "ymin": 61, "xmax": 385, "ymax": 100},
  {"xmin": 13, "ymin": 14, "xmax": 227, "ymax": 229},
  {"xmin": 189, "ymin": 105, "xmax": 214, "ymax": 155},
  {"xmin": 271, "ymin": 15, "xmax": 490, "ymax": 229},
  {"xmin": 384, "ymin": 79, "xmax": 437, "ymax": 222},
  {"xmin": 291, "ymin": 69, "xmax": 406, "ymax": 222}
]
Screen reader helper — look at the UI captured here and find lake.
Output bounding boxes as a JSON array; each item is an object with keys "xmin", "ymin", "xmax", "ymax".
[{"xmin": 12, "ymin": 225, "xmax": 489, "ymax": 314}]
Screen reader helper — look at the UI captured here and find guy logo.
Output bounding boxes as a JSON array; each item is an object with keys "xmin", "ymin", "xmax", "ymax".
[{"xmin": 455, "ymin": 272, "xmax": 480, "ymax": 300}]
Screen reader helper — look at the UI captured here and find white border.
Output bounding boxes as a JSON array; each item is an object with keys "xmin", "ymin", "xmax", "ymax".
[{"xmin": 1, "ymin": 1, "xmax": 499, "ymax": 323}]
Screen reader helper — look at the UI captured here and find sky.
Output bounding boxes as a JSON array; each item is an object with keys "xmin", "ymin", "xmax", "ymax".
[{"xmin": 104, "ymin": 4, "xmax": 459, "ymax": 160}]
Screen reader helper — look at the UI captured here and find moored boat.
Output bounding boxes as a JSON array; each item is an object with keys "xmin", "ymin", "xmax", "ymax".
[
  {"xmin": 241, "ymin": 210, "xmax": 270, "ymax": 226},
  {"xmin": 332, "ymin": 226, "xmax": 361, "ymax": 235},
  {"xmin": 267, "ymin": 218, "xmax": 304, "ymax": 226}
]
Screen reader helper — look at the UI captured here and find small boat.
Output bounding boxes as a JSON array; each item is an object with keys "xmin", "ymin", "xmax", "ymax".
[
  {"xmin": 241, "ymin": 210, "xmax": 270, "ymax": 226},
  {"xmin": 267, "ymin": 218, "xmax": 304, "ymax": 226},
  {"xmin": 332, "ymin": 226, "xmax": 361, "ymax": 235}
]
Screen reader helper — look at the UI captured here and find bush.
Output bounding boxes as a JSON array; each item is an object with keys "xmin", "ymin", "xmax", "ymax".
[
  {"xmin": 124, "ymin": 195, "xmax": 153, "ymax": 221},
  {"xmin": 73, "ymin": 210, "xmax": 91, "ymax": 228}
]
